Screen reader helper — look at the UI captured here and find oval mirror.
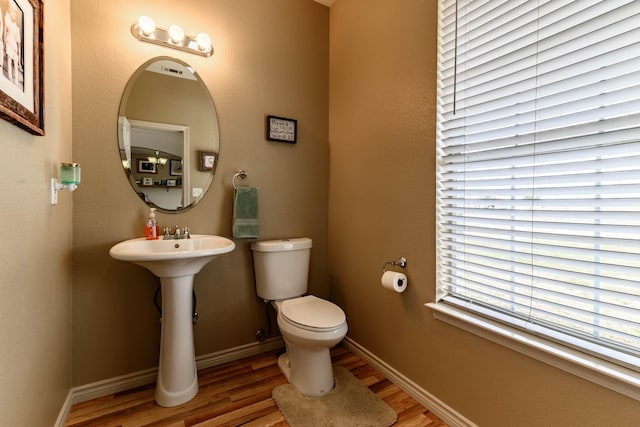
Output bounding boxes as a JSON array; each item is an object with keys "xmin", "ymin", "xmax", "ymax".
[{"xmin": 117, "ymin": 57, "xmax": 219, "ymax": 212}]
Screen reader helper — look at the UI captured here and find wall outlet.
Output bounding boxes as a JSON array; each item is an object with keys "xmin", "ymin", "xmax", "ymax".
[{"xmin": 192, "ymin": 187, "xmax": 203, "ymax": 198}]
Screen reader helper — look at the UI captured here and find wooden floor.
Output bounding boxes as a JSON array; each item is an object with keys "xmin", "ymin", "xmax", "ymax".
[{"xmin": 65, "ymin": 345, "xmax": 448, "ymax": 426}]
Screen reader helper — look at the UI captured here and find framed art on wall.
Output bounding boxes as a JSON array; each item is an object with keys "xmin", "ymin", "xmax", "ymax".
[
  {"xmin": 0, "ymin": 0, "xmax": 44, "ymax": 135},
  {"xmin": 266, "ymin": 115, "xmax": 297, "ymax": 144}
]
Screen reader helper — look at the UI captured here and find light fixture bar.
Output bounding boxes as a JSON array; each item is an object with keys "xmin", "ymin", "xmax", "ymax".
[{"xmin": 131, "ymin": 17, "xmax": 213, "ymax": 57}]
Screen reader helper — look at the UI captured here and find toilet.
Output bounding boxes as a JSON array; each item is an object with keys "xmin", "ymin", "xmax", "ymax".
[{"xmin": 251, "ymin": 237, "xmax": 348, "ymax": 397}]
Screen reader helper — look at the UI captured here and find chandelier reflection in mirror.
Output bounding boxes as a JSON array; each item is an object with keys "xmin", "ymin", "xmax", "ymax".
[
  {"xmin": 131, "ymin": 16, "xmax": 213, "ymax": 57},
  {"xmin": 148, "ymin": 150, "xmax": 168, "ymax": 168}
]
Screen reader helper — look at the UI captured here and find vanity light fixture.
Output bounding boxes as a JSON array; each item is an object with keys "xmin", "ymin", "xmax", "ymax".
[
  {"xmin": 50, "ymin": 163, "xmax": 81, "ymax": 205},
  {"xmin": 131, "ymin": 16, "xmax": 213, "ymax": 57}
]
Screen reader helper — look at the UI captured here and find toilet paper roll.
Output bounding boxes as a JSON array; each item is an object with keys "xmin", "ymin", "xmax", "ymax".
[{"xmin": 381, "ymin": 271, "xmax": 408, "ymax": 293}]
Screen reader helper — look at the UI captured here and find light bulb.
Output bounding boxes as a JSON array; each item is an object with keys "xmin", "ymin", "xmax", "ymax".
[
  {"xmin": 196, "ymin": 32, "xmax": 211, "ymax": 52},
  {"xmin": 168, "ymin": 25, "xmax": 185, "ymax": 44},
  {"xmin": 137, "ymin": 16, "xmax": 156, "ymax": 36}
]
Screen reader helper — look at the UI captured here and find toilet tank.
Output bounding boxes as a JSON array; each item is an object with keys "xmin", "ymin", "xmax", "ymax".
[{"xmin": 251, "ymin": 238, "xmax": 312, "ymax": 300}]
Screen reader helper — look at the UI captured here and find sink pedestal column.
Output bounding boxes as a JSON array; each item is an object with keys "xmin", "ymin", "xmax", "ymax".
[{"xmin": 155, "ymin": 275, "xmax": 198, "ymax": 407}]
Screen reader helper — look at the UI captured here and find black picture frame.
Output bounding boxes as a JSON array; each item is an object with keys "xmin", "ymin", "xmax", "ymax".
[
  {"xmin": 0, "ymin": 0, "xmax": 44, "ymax": 135},
  {"xmin": 137, "ymin": 158, "xmax": 157, "ymax": 174},
  {"xmin": 266, "ymin": 115, "xmax": 297, "ymax": 144},
  {"xmin": 170, "ymin": 159, "xmax": 183, "ymax": 176}
]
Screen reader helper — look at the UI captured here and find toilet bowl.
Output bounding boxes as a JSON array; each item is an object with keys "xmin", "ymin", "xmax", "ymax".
[
  {"xmin": 274, "ymin": 295, "xmax": 348, "ymax": 397},
  {"xmin": 251, "ymin": 238, "xmax": 348, "ymax": 397}
]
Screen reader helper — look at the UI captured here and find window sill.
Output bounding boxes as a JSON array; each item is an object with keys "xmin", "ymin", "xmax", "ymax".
[{"xmin": 425, "ymin": 302, "xmax": 640, "ymax": 401}]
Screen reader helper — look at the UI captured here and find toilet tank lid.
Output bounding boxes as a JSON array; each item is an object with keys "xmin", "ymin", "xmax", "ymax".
[{"xmin": 251, "ymin": 237, "xmax": 312, "ymax": 252}]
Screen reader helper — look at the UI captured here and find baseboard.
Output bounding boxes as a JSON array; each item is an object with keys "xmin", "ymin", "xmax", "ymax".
[
  {"xmin": 195, "ymin": 336, "xmax": 284, "ymax": 370},
  {"xmin": 55, "ymin": 337, "xmax": 284, "ymax": 427},
  {"xmin": 56, "ymin": 336, "xmax": 470, "ymax": 426},
  {"xmin": 343, "ymin": 337, "xmax": 477, "ymax": 427},
  {"xmin": 54, "ymin": 390, "xmax": 74, "ymax": 427}
]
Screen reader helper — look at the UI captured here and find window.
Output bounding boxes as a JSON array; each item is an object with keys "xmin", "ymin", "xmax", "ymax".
[{"xmin": 434, "ymin": 0, "xmax": 640, "ymax": 382}]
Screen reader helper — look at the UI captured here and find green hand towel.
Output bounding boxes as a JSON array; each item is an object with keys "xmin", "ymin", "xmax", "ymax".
[{"xmin": 233, "ymin": 187, "xmax": 259, "ymax": 239}]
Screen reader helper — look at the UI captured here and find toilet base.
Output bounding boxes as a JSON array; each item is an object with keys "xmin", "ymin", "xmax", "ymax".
[
  {"xmin": 278, "ymin": 352, "xmax": 292, "ymax": 380},
  {"xmin": 277, "ymin": 345, "xmax": 335, "ymax": 397}
]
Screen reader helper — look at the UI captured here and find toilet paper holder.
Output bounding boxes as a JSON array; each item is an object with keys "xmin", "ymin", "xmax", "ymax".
[{"xmin": 382, "ymin": 257, "xmax": 407, "ymax": 273}]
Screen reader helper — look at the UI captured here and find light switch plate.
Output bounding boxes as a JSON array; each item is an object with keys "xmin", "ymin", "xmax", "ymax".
[{"xmin": 50, "ymin": 178, "xmax": 58, "ymax": 205}]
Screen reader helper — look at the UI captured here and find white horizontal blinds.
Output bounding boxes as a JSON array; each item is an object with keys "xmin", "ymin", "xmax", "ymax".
[{"xmin": 436, "ymin": 0, "xmax": 640, "ymax": 365}]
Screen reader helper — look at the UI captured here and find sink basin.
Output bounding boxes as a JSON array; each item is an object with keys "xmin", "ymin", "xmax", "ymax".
[
  {"xmin": 109, "ymin": 235, "xmax": 235, "ymax": 407},
  {"xmin": 109, "ymin": 234, "xmax": 235, "ymax": 277}
]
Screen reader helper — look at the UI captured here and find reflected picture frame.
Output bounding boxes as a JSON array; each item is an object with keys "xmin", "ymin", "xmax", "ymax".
[
  {"xmin": 199, "ymin": 151, "xmax": 216, "ymax": 171},
  {"xmin": 137, "ymin": 158, "xmax": 157, "ymax": 174},
  {"xmin": 0, "ymin": 0, "xmax": 44, "ymax": 135},
  {"xmin": 170, "ymin": 159, "xmax": 183, "ymax": 176}
]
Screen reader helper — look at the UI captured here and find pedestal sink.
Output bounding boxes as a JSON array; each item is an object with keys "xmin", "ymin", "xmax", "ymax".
[{"xmin": 109, "ymin": 235, "xmax": 235, "ymax": 407}]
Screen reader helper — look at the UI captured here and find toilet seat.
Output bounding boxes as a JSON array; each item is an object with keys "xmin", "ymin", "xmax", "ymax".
[{"xmin": 279, "ymin": 295, "xmax": 346, "ymax": 332}]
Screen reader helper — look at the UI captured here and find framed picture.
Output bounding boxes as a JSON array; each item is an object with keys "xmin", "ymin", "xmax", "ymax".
[
  {"xmin": 0, "ymin": 0, "xmax": 44, "ymax": 135},
  {"xmin": 137, "ymin": 158, "xmax": 157, "ymax": 174},
  {"xmin": 170, "ymin": 159, "xmax": 183, "ymax": 176},
  {"xmin": 199, "ymin": 151, "xmax": 216, "ymax": 171},
  {"xmin": 166, "ymin": 179, "xmax": 177, "ymax": 187},
  {"xmin": 142, "ymin": 177, "xmax": 153, "ymax": 186},
  {"xmin": 267, "ymin": 115, "xmax": 297, "ymax": 144}
]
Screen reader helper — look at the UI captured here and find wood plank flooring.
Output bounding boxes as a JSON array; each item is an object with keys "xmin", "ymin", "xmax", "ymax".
[{"xmin": 65, "ymin": 345, "xmax": 448, "ymax": 426}]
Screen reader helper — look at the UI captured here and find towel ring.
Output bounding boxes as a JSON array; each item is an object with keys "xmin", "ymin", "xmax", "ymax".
[{"xmin": 232, "ymin": 170, "xmax": 248, "ymax": 190}]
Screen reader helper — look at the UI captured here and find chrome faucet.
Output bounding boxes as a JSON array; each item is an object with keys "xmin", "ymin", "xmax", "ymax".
[{"xmin": 163, "ymin": 225, "xmax": 190, "ymax": 240}]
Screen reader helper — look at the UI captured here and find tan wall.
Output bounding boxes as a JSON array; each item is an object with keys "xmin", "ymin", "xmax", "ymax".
[
  {"xmin": 0, "ymin": 1, "xmax": 73, "ymax": 425},
  {"xmin": 328, "ymin": 0, "xmax": 640, "ymax": 425},
  {"xmin": 71, "ymin": 0, "xmax": 329, "ymax": 385}
]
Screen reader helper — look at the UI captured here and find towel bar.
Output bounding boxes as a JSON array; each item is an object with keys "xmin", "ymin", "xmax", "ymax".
[{"xmin": 232, "ymin": 170, "xmax": 248, "ymax": 190}]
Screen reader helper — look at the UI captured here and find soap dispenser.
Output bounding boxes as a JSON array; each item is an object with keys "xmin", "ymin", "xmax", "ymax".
[{"xmin": 145, "ymin": 208, "xmax": 160, "ymax": 240}]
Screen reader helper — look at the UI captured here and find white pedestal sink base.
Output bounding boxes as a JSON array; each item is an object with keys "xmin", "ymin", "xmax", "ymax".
[
  {"xmin": 109, "ymin": 235, "xmax": 236, "ymax": 407},
  {"xmin": 155, "ymin": 275, "xmax": 199, "ymax": 407}
]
